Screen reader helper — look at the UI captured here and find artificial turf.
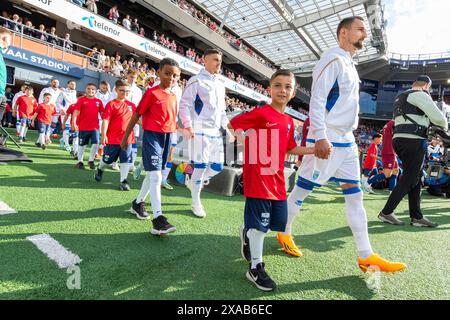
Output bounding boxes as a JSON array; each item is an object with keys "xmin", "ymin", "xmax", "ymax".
[{"xmin": 0, "ymin": 129, "xmax": 449, "ymax": 300}]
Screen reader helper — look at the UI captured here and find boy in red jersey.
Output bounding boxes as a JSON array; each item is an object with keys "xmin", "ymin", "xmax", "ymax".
[
  {"xmin": 72, "ymin": 83, "xmax": 104, "ymax": 170},
  {"xmin": 228, "ymin": 70, "xmax": 315, "ymax": 292},
  {"xmin": 121, "ymin": 58, "xmax": 180, "ymax": 235},
  {"xmin": 13, "ymin": 86, "xmax": 38, "ymax": 143},
  {"xmin": 94, "ymin": 80, "xmax": 136, "ymax": 191},
  {"xmin": 62, "ymin": 103, "xmax": 80, "ymax": 158},
  {"xmin": 31, "ymin": 93, "xmax": 56, "ymax": 150},
  {"xmin": 362, "ymin": 133, "xmax": 383, "ymax": 194}
]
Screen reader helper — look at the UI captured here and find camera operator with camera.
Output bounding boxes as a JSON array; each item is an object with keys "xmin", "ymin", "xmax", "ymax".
[{"xmin": 378, "ymin": 75, "xmax": 448, "ymax": 228}]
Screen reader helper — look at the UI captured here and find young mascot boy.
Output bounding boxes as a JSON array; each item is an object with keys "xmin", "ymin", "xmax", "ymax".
[
  {"xmin": 228, "ymin": 70, "xmax": 315, "ymax": 291},
  {"xmin": 31, "ymin": 92, "xmax": 56, "ymax": 149},
  {"xmin": 121, "ymin": 58, "xmax": 180, "ymax": 236},
  {"xmin": 95, "ymin": 80, "xmax": 137, "ymax": 191}
]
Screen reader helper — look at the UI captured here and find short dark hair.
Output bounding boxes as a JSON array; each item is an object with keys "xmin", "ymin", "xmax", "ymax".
[
  {"xmin": 43, "ymin": 92, "xmax": 52, "ymax": 97},
  {"xmin": 270, "ymin": 69, "xmax": 296, "ymax": 84},
  {"xmin": 159, "ymin": 58, "xmax": 179, "ymax": 70},
  {"xmin": 373, "ymin": 133, "xmax": 382, "ymax": 139},
  {"xmin": 204, "ymin": 48, "xmax": 222, "ymax": 57},
  {"xmin": 25, "ymin": 86, "xmax": 33, "ymax": 91},
  {"xmin": 115, "ymin": 79, "xmax": 129, "ymax": 88},
  {"xmin": 86, "ymin": 83, "xmax": 97, "ymax": 88},
  {"xmin": 67, "ymin": 80, "xmax": 76, "ymax": 85},
  {"xmin": 100, "ymin": 80, "xmax": 109, "ymax": 86},
  {"xmin": 337, "ymin": 16, "xmax": 364, "ymax": 39}
]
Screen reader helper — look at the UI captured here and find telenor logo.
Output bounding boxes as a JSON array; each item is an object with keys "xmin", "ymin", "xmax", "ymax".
[
  {"xmin": 139, "ymin": 42, "xmax": 150, "ymax": 51},
  {"xmin": 81, "ymin": 16, "xmax": 121, "ymax": 37},
  {"xmin": 82, "ymin": 16, "xmax": 95, "ymax": 28}
]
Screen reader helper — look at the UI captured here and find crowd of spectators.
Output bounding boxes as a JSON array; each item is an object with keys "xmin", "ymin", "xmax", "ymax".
[
  {"xmin": 2, "ymin": 5, "xmax": 312, "ymax": 101},
  {"xmin": 1, "ymin": 11, "xmax": 74, "ymax": 51}
]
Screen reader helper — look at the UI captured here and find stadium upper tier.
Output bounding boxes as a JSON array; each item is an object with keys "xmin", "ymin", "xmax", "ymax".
[
  {"xmin": 190, "ymin": 0, "xmax": 388, "ymax": 74},
  {"xmin": 8, "ymin": 0, "xmax": 276, "ymax": 102}
]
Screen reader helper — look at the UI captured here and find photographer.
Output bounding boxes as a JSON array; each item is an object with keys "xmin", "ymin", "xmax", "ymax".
[{"xmin": 378, "ymin": 75, "xmax": 448, "ymax": 228}]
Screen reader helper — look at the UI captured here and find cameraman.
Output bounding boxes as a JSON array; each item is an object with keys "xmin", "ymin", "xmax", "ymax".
[
  {"xmin": 378, "ymin": 75, "xmax": 448, "ymax": 228},
  {"xmin": 0, "ymin": 27, "xmax": 12, "ymax": 128}
]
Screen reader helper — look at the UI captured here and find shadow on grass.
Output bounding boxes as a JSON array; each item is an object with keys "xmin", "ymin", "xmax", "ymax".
[{"xmin": 0, "ymin": 231, "xmax": 375, "ymax": 300}]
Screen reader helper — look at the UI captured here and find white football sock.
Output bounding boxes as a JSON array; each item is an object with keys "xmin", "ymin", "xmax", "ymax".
[
  {"xmin": 63, "ymin": 129, "xmax": 70, "ymax": 147},
  {"xmin": 136, "ymin": 172, "xmax": 151, "ymax": 203},
  {"xmin": 131, "ymin": 145, "xmax": 138, "ymax": 167},
  {"xmin": 39, "ymin": 133, "xmax": 46, "ymax": 145},
  {"xmin": 88, "ymin": 144, "xmax": 99, "ymax": 162},
  {"xmin": 344, "ymin": 190, "xmax": 374, "ymax": 259},
  {"xmin": 247, "ymin": 228, "xmax": 265, "ymax": 269},
  {"xmin": 73, "ymin": 136, "xmax": 79, "ymax": 154},
  {"xmin": 19, "ymin": 125, "xmax": 26, "ymax": 138},
  {"xmin": 284, "ymin": 185, "xmax": 313, "ymax": 235},
  {"xmin": 98, "ymin": 160, "xmax": 107, "ymax": 171},
  {"xmin": 120, "ymin": 163, "xmax": 130, "ymax": 182},
  {"xmin": 77, "ymin": 145, "xmax": 86, "ymax": 162},
  {"xmin": 148, "ymin": 171, "xmax": 163, "ymax": 219},
  {"xmin": 162, "ymin": 162, "xmax": 172, "ymax": 182},
  {"xmin": 191, "ymin": 168, "xmax": 206, "ymax": 206}
]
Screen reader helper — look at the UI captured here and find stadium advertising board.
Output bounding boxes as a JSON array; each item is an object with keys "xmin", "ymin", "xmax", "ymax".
[
  {"xmin": 20, "ymin": 0, "xmax": 269, "ymax": 102},
  {"xmin": 2, "ymin": 46, "xmax": 84, "ymax": 78}
]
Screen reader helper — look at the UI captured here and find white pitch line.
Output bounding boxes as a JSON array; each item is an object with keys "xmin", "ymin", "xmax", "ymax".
[
  {"xmin": 0, "ymin": 201, "xmax": 17, "ymax": 215},
  {"xmin": 26, "ymin": 234, "xmax": 82, "ymax": 269}
]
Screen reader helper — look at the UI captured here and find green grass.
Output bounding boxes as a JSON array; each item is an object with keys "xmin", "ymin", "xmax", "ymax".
[{"xmin": 0, "ymin": 129, "xmax": 449, "ymax": 300}]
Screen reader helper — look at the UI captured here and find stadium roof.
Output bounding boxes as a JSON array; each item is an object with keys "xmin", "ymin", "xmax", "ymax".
[{"xmin": 194, "ymin": 0, "xmax": 388, "ymax": 74}]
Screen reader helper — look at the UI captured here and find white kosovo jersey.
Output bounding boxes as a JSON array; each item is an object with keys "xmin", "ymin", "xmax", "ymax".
[
  {"xmin": 179, "ymin": 68, "xmax": 228, "ymax": 136},
  {"xmin": 56, "ymin": 88, "xmax": 77, "ymax": 113},
  {"xmin": 95, "ymin": 89, "xmax": 112, "ymax": 107},
  {"xmin": 309, "ymin": 47, "xmax": 361, "ymax": 144},
  {"xmin": 39, "ymin": 87, "xmax": 62, "ymax": 105}
]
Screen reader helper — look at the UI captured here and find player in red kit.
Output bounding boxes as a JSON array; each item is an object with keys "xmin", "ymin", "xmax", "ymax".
[
  {"xmin": 362, "ymin": 133, "xmax": 383, "ymax": 194},
  {"xmin": 121, "ymin": 58, "xmax": 180, "ymax": 236},
  {"xmin": 13, "ymin": 86, "xmax": 38, "ymax": 143},
  {"xmin": 228, "ymin": 70, "xmax": 315, "ymax": 292},
  {"xmin": 72, "ymin": 83, "xmax": 104, "ymax": 170},
  {"xmin": 31, "ymin": 92, "xmax": 56, "ymax": 150},
  {"xmin": 94, "ymin": 80, "xmax": 137, "ymax": 191}
]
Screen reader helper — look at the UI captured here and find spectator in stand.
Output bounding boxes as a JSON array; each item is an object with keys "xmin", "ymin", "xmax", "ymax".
[
  {"xmin": 87, "ymin": 46, "xmax": 99, "ymax": 68},
  {"xmin": 153, "ymin": 31, "xmax": 158, "ymax": 42},
  {"xmin": 110, "ymin": 57, "xmax": 122, "ymax": 77},
  {"xmin": 47, "ymin": 27, "xmax": 59, "ymax": 46},
  {"xmin": 96, "ymin": 48, "xmax": 106, "ymax": 71},
  {"xmin": 63, "ymin": 33, "xmax": 73, "ymax": 51},
  {"xmin": 103, "ymin": 56, "xmax": 111, "ymax": 74},
  {"xmin": 122, "ymin": 15, "xmax": 131, "ymax": 30},
  {"xmin": 86, "ymin": 0, "xmax": 98, "ymax": 14},
  {"xmin": 139, "ymin": 27, "xmax": 145, "ymax": 37},
  {"xmin": 9, "ymin": 14, "xmax": 20, "ymax": 33},
  {"xmin": 108, "ymin": 5, "xmax": 120, "ymax": 24},
  {"xmin": 1, "ymin": 11, "xmax": 9, "ymax": 29},
  {"xmin": 35, "ymin": 24, "xmax": 47, "ymax": 42},
  {"xmin": 23, "ymin": 21, "xmax": 35, "ymax": 37},
  {"xmin": 131, "ymin": 18, "xmax": 140, "ymax": 33}
]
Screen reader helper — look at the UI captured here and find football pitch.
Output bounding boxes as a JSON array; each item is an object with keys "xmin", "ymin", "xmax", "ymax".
[{"xmin": 1, "ymin": 129, "xmax": 449, "ymax": 300}]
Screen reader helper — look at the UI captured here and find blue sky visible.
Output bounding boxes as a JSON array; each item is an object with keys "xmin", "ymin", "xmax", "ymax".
[{"xmin": 383, "ymin": 0, "xmax": 450, "ymax": 54}]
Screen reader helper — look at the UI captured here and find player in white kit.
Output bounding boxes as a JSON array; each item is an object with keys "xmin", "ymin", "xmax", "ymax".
[
  {"xmin": 179, "ymin": 48, "xmax": 233, "ymax": 218},
  {"xmin": 278, "ymin": 17, "xmax": 406, "ymax": 273},
  {"xmin": 56, "ymin": 80, "xmax": 78, "ymax": 152},
  {"xmin": 39, "ymin": 79, "xmax": 62, "ymax": 141}
]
